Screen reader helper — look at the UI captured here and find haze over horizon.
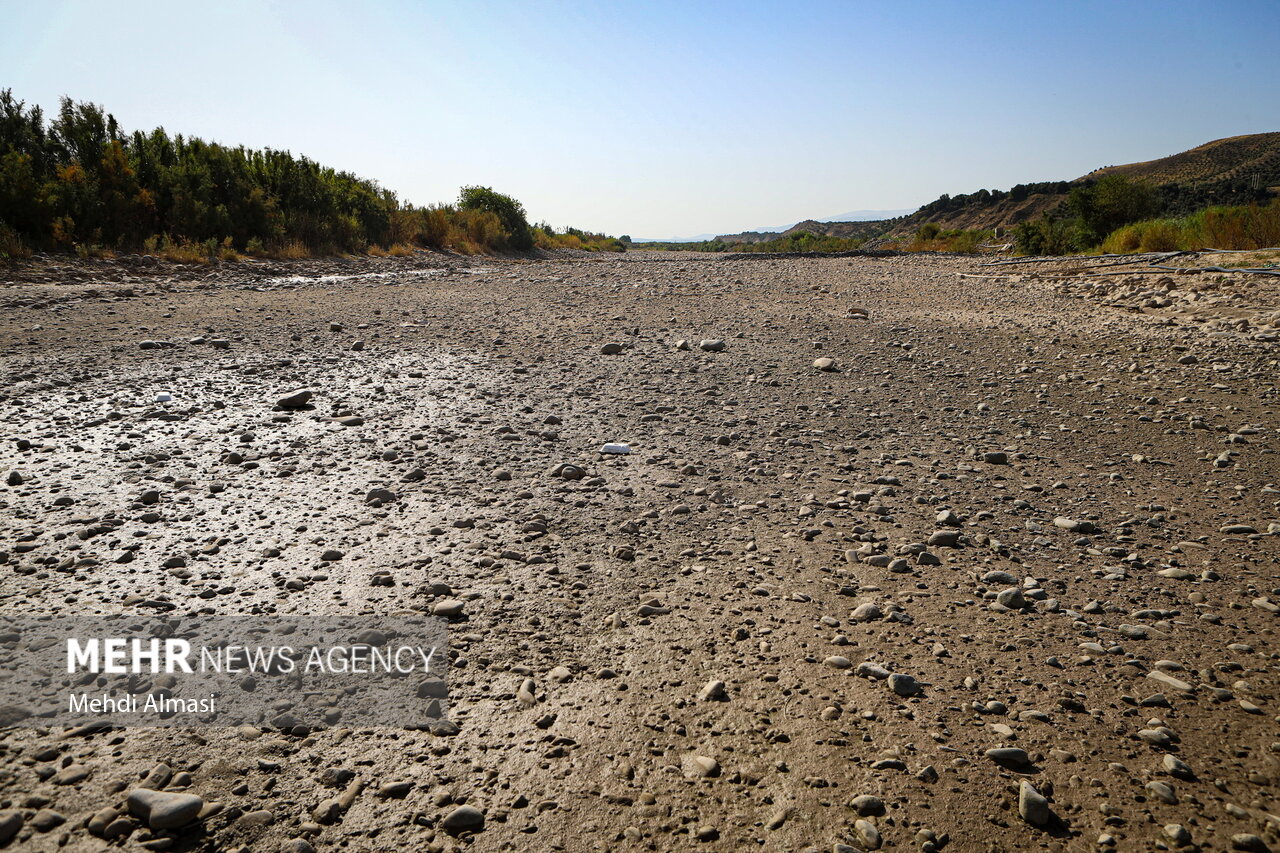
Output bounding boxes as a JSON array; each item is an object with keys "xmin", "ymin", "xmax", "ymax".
[{"xmin": 3, "ymin": 0, "xmax": 1278, "ymax": 238}]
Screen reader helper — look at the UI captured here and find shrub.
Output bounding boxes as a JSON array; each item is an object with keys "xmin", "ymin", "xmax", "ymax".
[
  {"xmin": 457, "ymin": 185, "xmax": 532, "ymax": 251},
  {"xmin": 1013, "ymin": 216, "xmax": 1078, "ymax": 255},
  {"xmin": 1096, "ymin": 197, "xmax": 1280, "ymax": 254},
  {"xmin": 1069, "ymin": 175, "xmax": 1161, "ymax": 245},
  {"xmin": 0, "ymin": 221, "xmax": 30, "ymax": 259}
]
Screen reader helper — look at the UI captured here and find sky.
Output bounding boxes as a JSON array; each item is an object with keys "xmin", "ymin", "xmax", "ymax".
[{"xmin": 3, "ymin": 0, "xmax": 1279, "ymax": 239}]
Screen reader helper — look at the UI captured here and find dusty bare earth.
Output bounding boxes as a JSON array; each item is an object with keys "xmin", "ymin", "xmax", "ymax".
[{"xmin": 1, "ymin": 249, "xmax": 1278, "ymax": 853}]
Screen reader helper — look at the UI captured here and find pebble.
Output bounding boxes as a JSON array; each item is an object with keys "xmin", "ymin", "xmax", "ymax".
[
  {"xmin": 697, "ymin": 679, "xmax": 727, "ymax": 701},
  {"xmin": 986, "ymin": 747, "xmax": 1033, "ymax": 771},
  {"xmin": 813, "ymin": 357, "xmax": 837, "ymax": 371},
  {"xmin": 888, "ymin": 673, "xmax": 921, "ymax": 696},
  {"xmin": 127, "ymin": 788, "xmax": 205, "ymax": 830},
  {"xmin": 277, "ymin": 389, "xmax": 314, "ymax": 408},
  {"xmin": 433, "ymin": 598, "xmax": 466, "ymax": 617},
  {"xmin": 698, "ymin": 339, "xmax": 726, "ymax": 352},
  {"xmin": 441, "ymin": 804, "xmax": 485, "ymax": 834},
  {"xmin": 854, "ymin": 819, "xmax": 882, "ymax": 849},
  {"xmin": 1018, "ymin": 780, "xmax": 1050, "ymax": 826},
  {"xmin": 0, "ymin": 810, "xmax": 22, "ymax": 843},
  {"xmin": 849, "ymin": 794, "xmax": 885, "ymax": 816}
]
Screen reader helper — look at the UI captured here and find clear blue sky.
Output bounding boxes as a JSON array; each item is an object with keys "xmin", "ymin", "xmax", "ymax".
[{"xmin": 3, "ymin": 0, "xmax": 1278, "ymax": 238}]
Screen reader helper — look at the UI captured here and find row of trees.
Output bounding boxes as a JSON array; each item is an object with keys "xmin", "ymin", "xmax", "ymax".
[
  {"xmin": 1013, "ymin": 174, "xmax": 1280, "ymax": 254},
  {"xmin": 0, "ymin": 91, "xmax": 615, "ymax": 259},
  {"xmin": 916, "ymin": 180, "xmax": 1073, "ymax": 218}
]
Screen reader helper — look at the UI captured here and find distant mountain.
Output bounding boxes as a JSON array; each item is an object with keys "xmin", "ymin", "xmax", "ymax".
[
  {"xmin": 712, "ymin": 210, "xmax": 915, "ymax": 244},
  {"xmin": 813, "ymin": 209, "xmax": 915, "ymax": 223},
  {"xmin": 638, "ymin": 210, "xmax": 913, "ymax": 244},
  {"xmin": 632, "ymin": 233, "xmax": 721, "ymax": 243}
]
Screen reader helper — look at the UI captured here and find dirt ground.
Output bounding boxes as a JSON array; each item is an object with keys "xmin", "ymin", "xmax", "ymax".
[{"xmin": 1, "ymin": 249, "xmax": 1278, "ymax": 853}]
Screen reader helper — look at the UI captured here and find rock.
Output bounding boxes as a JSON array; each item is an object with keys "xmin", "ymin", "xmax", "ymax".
[
  {"xmin": 824, "ymin": 655, "xmax": 853, "ymax": 670},
  {"xmin": 857, "ymin": 662, "xmax": 891, "ymax": 680},
  {"xmin": 1163, "ymin": 754, "xmax": 1195, "ymax": 780},
  {"xmin": 127, "ymin": 788, "xmax": 205, "ymax": 830},
  {"xmin": 1018, "ymin": 780, "xmax": 1050, "ymax": 826},
  {"xmin": 888, "ymin": 673, "xmax": 921, "ymax": 697},
  {"xmin": 30, "ymin": 809, "xmax": 65, "ymax": 832},
  {"xmin": 851, "ymin": 602, "xmax": 882, "ymax": 622},
  {"xmin": 698, "ymin": 339, "xmax": 726, "ymax": 352},
  {"xmin": 1164, "ymin": 824, "xmax": 1192, "ymax": 847},
  {"xmin": 983, "ymin": 451, "xmax": 1008, "ymax": 465},
  {"xmin": 601, "ymin": 342, "xmax": 623, "ymax": 355},
  {"xmin": 1054, "ymin": 517, "xmax": 1097, "ymax": 533},
  {"xmin": 995, "ymin": 587, "xmax": 1027, "ymax": 610},
  {"xmin": 6, "ymin": 470, "xmax": 24, "ymax": 486},
  {"xmin": 601, "ymin": 442, "xmax": 632, "ymax": 454},
  {"xmin": 927, "ymin": 529, "xmax": 959, "ymax": 547},
  {"xmin": 849, "ymin": 794, "xmax": 885, "ymax": 816},
  {"xmin": 986, "ymin": 747, "xmax": 1033, "ymax": 771},
  {"xmin": 441, "ymin": 804, "xmax": 485, "ymax": 834},
  {"xmin": 813, "ymin": 357, "xmax": 837, "ymax": 371},
  {"xmin": 378, "ymin": 781, "xmax": 414, "ymax": 799},
  {"xmin": 281, "ymin": 839, "xmax": 316, "ymax": 853},
  {"xmin": 1231, "ymin": 835, "xmax": 1270, "ymax": 853},
  {"xmin": 1220, "ymin": 524, "xmax": 1257, "ymax": 535},
  {"xmin": 277, "ymin": 389, "xmax": 313, "ymax": 409},
  {"xmin": 854, "ymin": 818, "xmax": 882, "ymax": 850},
  {"xmin": 433, "ymin": 598, "xmax": 466, "ymax": 618},
  {"xmin": 0, "ymin": 810, "xmax": 23, "ymax": 844},
  {"xmin": 697, "ymin": 680, "xmax": 727, "ymax": 701},
  {"xmin": 87, "ymin": 806, "xmax": 118, "ymax": 837},
  {"xmin": 1147, "ymin": 671, "xmax": 1193, "ymax": 693},
  {"xmin": 683, "ymin": 754, "xmax": 720, "ymax": 778}
]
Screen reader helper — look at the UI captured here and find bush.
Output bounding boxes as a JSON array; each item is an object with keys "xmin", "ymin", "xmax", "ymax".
[
  {"xmin": 1013, "ymin": 216, "xmax": 1079, "ymax": 255},
  {"xmin": 0, "ymin": 221, "xmax": 30, "ymax": 259},
  {"xmin": 1095, "ymin": 197, "xmax": 1280, "ymax": 254},
  {"xmin": 1069, "ymin": 175, "xmax": 1160, "ymax": 245},
  {"xmin": 457, "ymin": 185, "xmax": 532, "ymax": 251},
  {"xmin": 906, "ymin": 226, "xmax": 990, "ymax": 253}
]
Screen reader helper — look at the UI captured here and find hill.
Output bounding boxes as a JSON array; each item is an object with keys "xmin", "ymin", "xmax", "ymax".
[
  {"xmin": 757, "ymin": 133, "xmax": 1280, "ymax": 243},
  {"xmin": 1087, "ymin": 132, "xmax": 1280, "ymax": 188}
]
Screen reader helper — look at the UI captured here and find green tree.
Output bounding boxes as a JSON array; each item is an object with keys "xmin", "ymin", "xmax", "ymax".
[
  {"xmin": 1069, "ymin": 175, "xmax": 1160, "ymax": 245},
  {"xmin": 458, "ymin": 185, "xmax": 533, "ymax": 250}
]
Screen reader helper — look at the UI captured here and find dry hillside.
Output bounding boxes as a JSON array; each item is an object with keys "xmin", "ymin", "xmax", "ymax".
[{"xmin": 770, "ymin": 133, "xmax": 1280, "ymax": 241}]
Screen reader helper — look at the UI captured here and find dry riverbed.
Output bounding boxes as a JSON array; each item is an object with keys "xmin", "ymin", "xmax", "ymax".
[{"xmin": 1, "ymin": 250, "xmax": 1278, "ymax": 852}]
